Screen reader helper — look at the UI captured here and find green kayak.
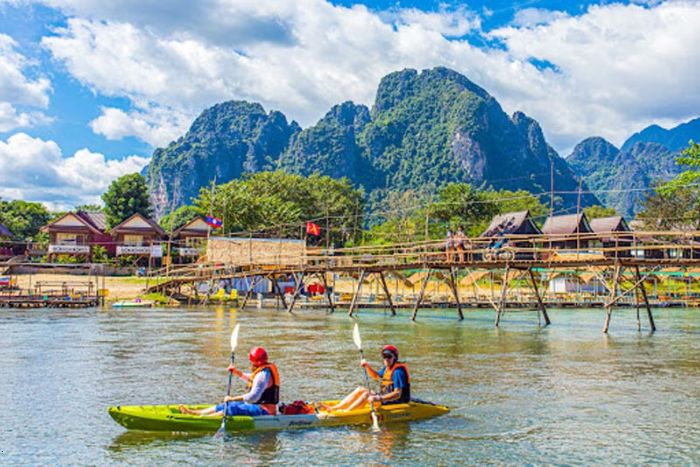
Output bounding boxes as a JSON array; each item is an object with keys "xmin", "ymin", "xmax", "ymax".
[{"xmin": 109, "ymin": 400, "xmax": 449, "ymax": 433}]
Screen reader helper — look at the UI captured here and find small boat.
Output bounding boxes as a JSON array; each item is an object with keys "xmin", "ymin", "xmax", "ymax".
[
  {"xmin": 108, "ymin": 400, "xmax": 449, "ymax": 432},
  {"xmin": 112, "ymin": 300, "xmax": 154, "ymax": 308}
]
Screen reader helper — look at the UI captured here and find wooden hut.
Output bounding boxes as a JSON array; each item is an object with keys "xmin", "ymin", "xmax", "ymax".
[
  {"xmin": 41, "ymin": 211, "xmax": 111, "ymax": 262},
  {"xmin": 172, "ymin": 216, "xmax": 210, "ymax": 263},
  {"xmin": 589, "ymin": 216, "xmax": 632, "ymax": 258},
  {"xmin": 111, "ymin": 213, "xmax": 166, "ymax": 262},
  {"xmin": 480, "ymin": 210, "xmax": 542, "ymax": 259},
  {"xmin": 541, "ymin": 213, "xmax": 593, "ymax": 249},
  {"xmin": 0, "ymin": 222, "xmax": 14, "ymax": 259}
]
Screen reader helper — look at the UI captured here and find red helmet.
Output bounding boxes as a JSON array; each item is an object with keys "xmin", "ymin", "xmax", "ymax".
[
  {"xmin": 249, "ymin": 347, "xmax": 268, "ymax": 365},
  {"xmin": 382, "ymin": 345, "xmax": 399, "ymax": 358}
]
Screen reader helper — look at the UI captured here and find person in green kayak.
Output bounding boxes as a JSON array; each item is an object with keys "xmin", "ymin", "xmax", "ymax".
[
  {"xmin": 321, "ymin": 345, "xmax": 411, "ymax": 412},
  {"xmin": 179, "ymin": 346, "xmax": 280, "ymax": 417}
]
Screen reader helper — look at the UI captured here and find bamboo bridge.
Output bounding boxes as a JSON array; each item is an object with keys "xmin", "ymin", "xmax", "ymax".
[{"xmin": 147, "ymin": 230, "xmax": 700, "ymax": 333}]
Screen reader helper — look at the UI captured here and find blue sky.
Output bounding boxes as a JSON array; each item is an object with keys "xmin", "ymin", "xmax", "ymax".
[{"xmin": 0, "ymin": 0, "xmax": 698, "ymax": 209}]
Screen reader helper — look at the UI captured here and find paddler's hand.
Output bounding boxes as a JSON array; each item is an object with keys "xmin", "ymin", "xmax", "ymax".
[
  {"xmin": 360, "ymin": 359, "xmax": 369, "ymax": 368},
  {"xmin": 227, "ymin": 364, "xmax": 242, "ymax": 377},
  {"xmin": 223, "ymin": 395, "xmax": 236, "ymax": 402},
  {"xmin": 368, "ymin": 394, "xmax": 382, "ymax": 403}
]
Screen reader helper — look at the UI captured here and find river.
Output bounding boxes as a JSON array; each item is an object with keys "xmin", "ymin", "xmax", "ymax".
[{"xmin": 1, "ymin": 306, "xmax": 698, "ymax": 465}]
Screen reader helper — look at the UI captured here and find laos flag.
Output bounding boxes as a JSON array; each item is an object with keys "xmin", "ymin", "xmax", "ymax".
[{"xmin": 205, "ymin": 215, "xmax": 223, "ymax": 229}]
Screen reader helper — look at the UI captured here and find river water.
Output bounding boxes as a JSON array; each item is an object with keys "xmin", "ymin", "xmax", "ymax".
[{"xmin": 1, "ymin": 306, "xmax": 698, "ymax": 465}]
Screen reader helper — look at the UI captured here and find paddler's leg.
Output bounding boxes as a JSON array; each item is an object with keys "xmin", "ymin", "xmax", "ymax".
[
  {"xmin": 179, "ymin": 405, "xmax": 221, "ymax": 416},
  {"xmin": 343, "ymin": 389, "xmax": 374, "ymax": 412},
  {"xmin": 322, "ymin": 387, "xmax": 369, "ymax": 411}
]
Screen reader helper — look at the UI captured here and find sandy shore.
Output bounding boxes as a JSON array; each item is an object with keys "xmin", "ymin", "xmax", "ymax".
[{"xmin": 12, "ymin": 274, "xmax": 156, "ymax": 301}]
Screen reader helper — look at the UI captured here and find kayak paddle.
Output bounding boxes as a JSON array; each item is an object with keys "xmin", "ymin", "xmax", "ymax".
[
  {"xmin": 352, "ymin": 322, "xmax": 380, "ymax": 431},
  {"xmin": 216, "ymin": 323, "xmax": 240, "ymax": 438}
]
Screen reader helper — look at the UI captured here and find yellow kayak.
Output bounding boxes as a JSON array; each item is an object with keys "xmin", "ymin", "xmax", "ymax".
[{"xmin": 108, "ymin": 399, "xmax": 449, "ymax": 432}]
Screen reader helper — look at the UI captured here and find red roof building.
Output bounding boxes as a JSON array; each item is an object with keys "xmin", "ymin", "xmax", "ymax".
[{"xmin": 41, "ymin": 211, "xmax": 112, "ymax": 261}]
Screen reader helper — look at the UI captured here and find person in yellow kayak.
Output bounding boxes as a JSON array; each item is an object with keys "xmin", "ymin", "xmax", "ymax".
[
  {"xmin": 322, "ymin": 345, "xmax": 410, "ymax": 412},
  {"xmin": 179, "ymin": 346, "xmax": 280, "ymax": 417}
]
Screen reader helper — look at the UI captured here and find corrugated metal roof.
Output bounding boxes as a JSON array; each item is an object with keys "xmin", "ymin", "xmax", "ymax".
[
  {"xmin": 480, "ymin": 210, "xmax": 542, "ymax": 237},
  {"xmin": 541, "ymin": 213, "xmax": 592, "ymax": 235},
  {"xmin": 0, "ymin": 222, "xmax": 12, "ymax": 238},
  {"xmin": 77, "ymin": 211, "xmax": 107, "ymax": 232}
]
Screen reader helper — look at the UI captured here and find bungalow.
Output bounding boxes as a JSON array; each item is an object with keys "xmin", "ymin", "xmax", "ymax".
[
  {"xmin": 480, "ymin": 210, "xmax": 542, "ymax": 260},
  {"xmin": 41, "ymin": 211, "xmax": 111, "ymax": 261},
  {"xmin": 589, "ymin": 216, "xmax": 632, "ymax": 258},
  {"xmin": 541, "ymin": 213, "xmax": 593, "ymax": 249},
  {"xmin": 172, "ymin": 216, "xmax": 210, "ymax": 262},
  {"xmin": 0, "ymin": 222, "xmax": 14, "ymax": 258},
  {"xmin": 111, "ymin": 213, "xmax": 166, "ymax": 261}
]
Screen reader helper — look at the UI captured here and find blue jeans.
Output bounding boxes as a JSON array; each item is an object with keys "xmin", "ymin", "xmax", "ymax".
[{"xmin": 215, "ymin": 402, "xmax": 269, "ymax": 416}]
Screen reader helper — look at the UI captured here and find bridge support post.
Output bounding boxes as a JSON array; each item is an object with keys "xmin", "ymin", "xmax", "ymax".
[
  {"xmin": 448, "ymin": 267, "xmax": 464, "ymax": 321},
  {"xmin": 378, "ymin": 271, "xmax": 397, "ymax": 316},
  {"xmin": 635, "ymin": 265, "xmax": 656, "ymax": 332},
  {"xmin": 272, "ymin": 276, "xmax": 288, "ymax": 310},
  {"xmin": 603, "ymin": 264, "xmax": 621, "ymax": 333},
  {"xmin": 348, "ymin": 270, "xmax": 367, "ymax": 317},
  {"xmin": 320, "ymin": 272, "xmax": 335, "ymax": 313},
  {"xmin": 495, "ymin": 264, "xmax": 510, "ymax": 327},
  {"xmin": 411, "ymin": 269, "xmax": 432, "ymax": 321},
  {"xmin": 528, "ymin": 268, "xmax": 551, "ymax": 326},
  {"xmin": 240, "ymin": 275, "xmax": 260, "ymax": 309},
  {"xmin": 286, "ymin": 272, "xmax": 306, "ymax": 313}
]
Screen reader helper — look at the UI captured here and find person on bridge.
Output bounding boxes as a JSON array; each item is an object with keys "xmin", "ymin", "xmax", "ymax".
[
  {"xmin": 320, "ymin": 345, "xmax": 410, "ymax": 412},
  {"xmin": 179, "ymin": 346, "xmax": 280, "ymax": 417},
  {"xmin": 455, "ymin": 226, "xmax": 466, "ymax": 262},
  {"xmin": 445, "ymin": 229, "xmax": 455, "ymax": 262}
]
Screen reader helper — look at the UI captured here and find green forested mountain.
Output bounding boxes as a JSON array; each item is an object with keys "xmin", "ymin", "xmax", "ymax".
[
  {"xmin": 568, "ymin": 137, "xmax": 682, "ymax": 216},
  {"xmin": 145, "ymin": 67, "xmax": 599, "ymax": 216}
]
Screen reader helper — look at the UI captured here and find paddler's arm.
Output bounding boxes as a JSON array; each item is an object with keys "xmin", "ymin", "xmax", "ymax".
[
  {"xmin": 360, "ymin": 359, "xmax": 380, "ymax": 381},
  {"xmin": 228, "ymin": 365, "xmax": 252, "ymax": 382},
  {"xmin": 369, "ymin": 388, "xmax": 401, "ymax": 403}
]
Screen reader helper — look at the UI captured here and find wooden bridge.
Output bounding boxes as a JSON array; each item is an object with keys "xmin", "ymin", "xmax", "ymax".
[{"xmin": 147, "ymin": 230, "xmax": 700, "ymax": 333}]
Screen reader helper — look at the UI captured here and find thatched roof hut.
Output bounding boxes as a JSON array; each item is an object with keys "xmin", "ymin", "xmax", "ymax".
[{"xmin": 481, "ymin": 210, "xmax": 542, "ymax": 237}]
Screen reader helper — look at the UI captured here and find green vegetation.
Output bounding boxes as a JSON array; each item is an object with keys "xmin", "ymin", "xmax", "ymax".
[
  {"xmin": 159, "ymin": 205, "xmax": 201, "ymax": 232},
  {"xmin": 584, "ymin": 205, "xmax": 618, "ymax": 219},
  {"xmin": 638, "ymin": 141, "xmax": 700, "ymax": 230},
  {"xmin": 194, "ymin": 171, "xmax": 365, "ymax": 246},
  {"xmin": 0, "ymin": 199, "xmax": 50, "ymax": 239},
  {"xmin": 102, "ymin": 173, "xmax": 152, "ymax": 228}
]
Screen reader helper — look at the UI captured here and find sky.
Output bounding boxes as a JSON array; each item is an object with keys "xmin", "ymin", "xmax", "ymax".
[{"xmin": 1, "ymin": 0, "xmax": 699, "ymax": 209}]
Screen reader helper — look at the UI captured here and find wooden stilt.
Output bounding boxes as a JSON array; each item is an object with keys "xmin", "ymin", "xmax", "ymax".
[
  {"xmin": 272, "ymin": 276, "xmax": 288, "ymax": 310},
  {"xmin": 528, "ymin": 268, "xmax": 551, "ymax": 326},
  {"xmin": 411, "ymin": 269, "xmax": 433, "ymax": 321},
  {"xmin": 495, "ymin": 265, "xmax": 510, "ymax": 327},
  {"xmin": 603, "ymin": 264, "xmax": 621, "ymax": 333},
  {"xmin": 240, "ymin": 275, "xmax": 262, "ymax": 309},
  {"xmin": 378, "ymin": 271, "xmax": 397, "ymax": 316},
  {"xmin": 635, "ymin": 265, "xmax": 656, "ymax": 332},
  {"xmin": 286, "ymin": 272, "xmax": 306, "ymax": 313},
  {"xmin": 448, "ymin": 267, "xmax": 464, "ymax": 320},
  {"xmin": 634, "ymin": 283, "xmax": 641, "ymax": 331},
  {"xmin": 348, "ymin": 270, "xmax": 366, "ymax": 317},
  {"xmin": 320, "ymin": 272, "xmax": 335, "ymax": 313}
]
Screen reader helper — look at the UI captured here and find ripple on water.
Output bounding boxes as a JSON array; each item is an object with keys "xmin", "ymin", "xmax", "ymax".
[{"xmin": 0, "ymin": 306, "xmax": 699, "ymax": 465}]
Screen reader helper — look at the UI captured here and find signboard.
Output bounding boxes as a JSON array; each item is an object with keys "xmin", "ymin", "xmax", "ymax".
[
  {"xmin": 48, "ymin": 244, "xmax": 90, "ymax": 254},
  {"xmin": 150, "ymin": 245, "xmax": 163, "ymax": 258}
]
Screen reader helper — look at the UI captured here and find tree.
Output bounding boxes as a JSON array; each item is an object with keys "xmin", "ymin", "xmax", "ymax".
[
  {"xmin": 0, "ymin": 199, "xmax": 50, "ymax": 239},
  {"xmin": 637, "ymin": 187, "xmax": 699, "ymax": 231},
  {"xmin": 584, "ymin": 205, "xmax": 618, "ymax": 219},
  {"xmin": 658, "ymin": 141, "xmax": 700, "ymax": 195},
  {"xmin": 159, "ymin": 205, "xmax": 202, "ymax": 233},
  {"xmin": 74, "ymin": 204, "xmax": 103, "ymax": 212},
  {"xmin": 102, "ymin": 173, "xmax": 152, "ymax": 228}
]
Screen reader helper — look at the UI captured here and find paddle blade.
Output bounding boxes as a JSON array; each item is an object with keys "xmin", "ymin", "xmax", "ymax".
[
  {"xmin": 230, "ymin": 324, "xmax": 240, "ymax": 352},
  {"xmin": 352, "ymin": 322, "xmax": 362, "ymax": 350}
]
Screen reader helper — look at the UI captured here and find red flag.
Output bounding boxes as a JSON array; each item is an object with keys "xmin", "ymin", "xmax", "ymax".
[{"xmin": 306, "ymin": 221, "xmax": 321, "ymax": 236}]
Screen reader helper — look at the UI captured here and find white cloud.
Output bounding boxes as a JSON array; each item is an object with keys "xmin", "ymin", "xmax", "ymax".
[
  {"xmin": 34, "ymin": 0, "xmax": 700, "ymax": 154},
  {"xmin": 90, "ymin": 106, "xmax": 188, "ymax": 147},
  {"xmin": 0, "ymin": 33, "xmax": 51, "ymax": 131},
  {"xmin": 0, "ymin": 132, "xmax": 149, "ymax": 207}
]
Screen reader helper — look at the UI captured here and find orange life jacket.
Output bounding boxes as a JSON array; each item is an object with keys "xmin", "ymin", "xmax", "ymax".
[
  {"xmin": 247, "ymin": 362, "xmax": 280, "ymax": 415},
  {"xmin": 380, "ymin": 362, "xmax": 411, "ymax": 403}
]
